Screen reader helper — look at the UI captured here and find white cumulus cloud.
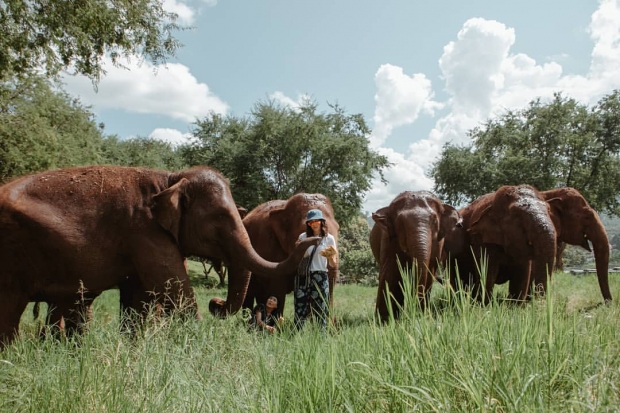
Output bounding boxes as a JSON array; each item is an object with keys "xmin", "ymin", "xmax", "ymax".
[
  {"xmin": 163, "ymin": 0, "xmax": 196, "ymax": 25},
  {"xmin": 371, "ymin": 64, "xmax": 441, "ymax": 148},
  {"xmin": 63, "ymin": 57, "xmax": 228, "ymax": 122},
  {"xmin": 149, "ymin": 128, "xmax": 196, "ymax": 146},
  {"xmin": 269, "ymin": 91, "xmax": 313, "ymax": 112}
]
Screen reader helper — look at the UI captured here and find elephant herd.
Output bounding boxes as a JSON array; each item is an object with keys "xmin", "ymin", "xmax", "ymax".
[
  {"xmin": 0, "ymin": 164, "xmax": 612, "ymax": 348},
  {"xmin": 370, "ymin": 185, "xmax": 612, "ymax": 322}
]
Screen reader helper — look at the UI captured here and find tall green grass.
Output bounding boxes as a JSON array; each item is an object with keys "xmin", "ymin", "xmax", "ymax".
[{"xmin": 1, "ymin": 270, "xmax": 619, "ymax": 412}]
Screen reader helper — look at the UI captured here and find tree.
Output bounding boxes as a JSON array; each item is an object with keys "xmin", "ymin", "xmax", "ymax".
[
  {"xmin": 430, "ymin": 91, "xmax": 620, "ymax": 215},
  {"xmin": 182, "ymin": 100, "xmax": 390, "ymax": 224},
  {"xmin": 0, "ymin": 75, "xmax": 104, "ymax": 182},
  {"xmin": 338, "ymin": 214, "xmax": 378, "ymax": 284},
  {"xmin": 0, "ymin": 0, "xmax": 182, "ymax": 82},
  {"xmin": 100, "ymin": 135, "xmax": 186, "ymax": 170}
]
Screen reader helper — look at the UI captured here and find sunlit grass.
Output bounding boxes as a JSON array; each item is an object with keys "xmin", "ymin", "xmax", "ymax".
[{"xmin": 2, "ymin": 269, "xmax": 619, "ymax": 412}]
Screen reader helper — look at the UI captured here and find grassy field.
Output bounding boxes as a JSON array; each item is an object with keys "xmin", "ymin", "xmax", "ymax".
[{"xmin": 1, "ymin": 265, "xmax": 619, "ymax": 412}]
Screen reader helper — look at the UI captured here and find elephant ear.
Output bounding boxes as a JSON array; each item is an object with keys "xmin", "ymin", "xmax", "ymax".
[
  {"xmin": 545, "ymin": 197, "xmax": 564, "ymax": 233},
  {"xmin": 469, "ymin": 204, "xmax": 503, "ymax": 245},
  {"xmin": 236, "ymin": 205, "xmax": 248, "ymax": 219},
  {"xmin": 151, "ymin": 178, "xmax": 190, "ymax": 243},
  {"xmin": 372, "ymin": 207, "xmax": 390, "ymax": 232},
  {"xmin": 269, "ymin": 206, "xmax": 295, "ymax": 253},
  {"xmin": 439, "ymin": 204, "xmax": 462, "ymax": 239}
]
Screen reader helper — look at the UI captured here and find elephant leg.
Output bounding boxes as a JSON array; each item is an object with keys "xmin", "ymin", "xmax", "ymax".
[
  {"xmin": 40, "ymin": 294, "xmax": 97, "ymax": 339},
  {"xmin": 133, "ymin": 246, "xmax": 197, "ymax": 317},
  {"xmin": 44, "ymin": 302, "xmax": 66, "ymax": 337},
  {"xmin": 0, "ymin": 292, "xmax": 28, "ymax": 348},
  {"xmin": 118, "ymin": 277, "xmax": 158, "ymax": 335},
  {"xmin": 506, "ymin": 262, "xmax": 532, "ymax": 301},
  {"xmin": 376, "ymin": 269, "xmax": 404, "ymax": 322},
  {"xmin": 481, "ymin": 255, "xmax": 501, "ymax": 305},
  {"xmin": 63, "ymin": 293, "xmax": 97, "ymax": 337}
]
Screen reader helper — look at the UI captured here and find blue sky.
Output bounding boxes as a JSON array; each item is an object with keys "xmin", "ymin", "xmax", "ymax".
[{"xmin": 63, "ymin": 0, "xmax": 620, "ymax": 214}]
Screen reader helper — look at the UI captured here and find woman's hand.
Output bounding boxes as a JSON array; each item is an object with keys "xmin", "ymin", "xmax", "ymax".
[{"xmin": 320, "ymin": 245, "xmax": 337, "ymax": 257}]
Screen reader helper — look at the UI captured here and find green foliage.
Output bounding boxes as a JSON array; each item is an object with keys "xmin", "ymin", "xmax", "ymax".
[
  {"xmin": 338, "ymin": 214, "xmax": 378, "ymax": 284},
  {"xmin": 0, "ymin": 0, "xmax": 183, "ymax": 82},
  {"xmin": 0, "ymin": 75, "xmax": 104, "ymax": 182},
  {"xmin": 561, "ymin": 245, "xmax": 591, "ymax": 268},
  {"xmin": 431, "ymin": 91, "xmax": 620, "ymax": 215},
  {"xmin": 100, "ymin": 135, "xmax": 187, "ymax": 170},
  {"xmin": 182, "ymin": 99, "xmax": 390, "ymax": 224}
]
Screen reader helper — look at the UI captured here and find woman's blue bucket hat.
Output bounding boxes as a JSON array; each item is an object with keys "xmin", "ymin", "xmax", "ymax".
[{"xmin": 306, "ymin": 209, "xmax": 325, "ymax": 223}]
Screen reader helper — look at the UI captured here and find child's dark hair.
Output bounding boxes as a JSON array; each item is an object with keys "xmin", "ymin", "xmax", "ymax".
[{"xmin": 306, "ymin": 220, "xmax": 328, "ymax": 237}]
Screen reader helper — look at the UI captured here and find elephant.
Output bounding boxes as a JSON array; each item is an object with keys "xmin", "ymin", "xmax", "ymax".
[
  {"xmin": 450, "ymin": 184, "xmax": 557, "ymax": 303},
  {"xmin": 45, "ymin": 206, "xmax": 252, "ymax": 337},
  {"xmin": 239, "ymin": 193, "xmax": 340, "ymax": 315},
  {"xmin": 370, "ymin": 191, "xmax": 464, "ymax": 321},
  {"xmin": 542, "ymin": 187, "xmax": 612, "ymax": 302},
  {"xmin": 0, "ymin": 165, "xmax": 318, "ymax": 347}
]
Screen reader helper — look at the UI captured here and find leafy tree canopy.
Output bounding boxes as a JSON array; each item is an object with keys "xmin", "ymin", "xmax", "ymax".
[
  {"xmin": 0, "ymin": 75, "xmax": 104, "ymax": 182},
  {"xmin": 0, "ymin": 74, "xmax": 187, "ymax": 183},
  {"xmin": 100, "ymin": 135, "xmax": 187, "ymax": 171},
  {"xmin": 338, "ymin": 214, "xmax": 378, "ymax": 284},
  {"xmin": 181, "ymin": 100, "xmax": 390, "ymax": 225},
  {"xmin": 0, "ymin": 0, "xmax": 182, "ymax": 81},
  {"xmin": 430, "ymin": 91, "xmax": 620, "ymax": 216}
]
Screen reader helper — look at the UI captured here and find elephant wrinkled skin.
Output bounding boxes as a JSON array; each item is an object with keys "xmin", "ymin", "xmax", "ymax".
[
  {"xmin": 370, "ymin": 191, "xmax": 463, "ymax": 321},
  {"xmin": 542, "ymin": 187, "xmax": 612, "ymax": 303},
  {"xmin": 236, "ymin": 193, "xmax": 340, "ymax": 315},
  {"xmin": 0, "ymin": 165, "xmax": 318, "ymax": 347},
  {"xmin": 450, "ymin": 184, "xmax": 557, "ymax": 303}
]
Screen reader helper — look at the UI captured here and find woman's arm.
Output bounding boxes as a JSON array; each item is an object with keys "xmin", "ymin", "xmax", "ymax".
[{"xmin": 255, "ymin": 311, "xmax": 275, "ymax": 333}]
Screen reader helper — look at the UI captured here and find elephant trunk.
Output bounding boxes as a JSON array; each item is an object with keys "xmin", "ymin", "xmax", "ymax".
[
  {"xmin": 529, "ymin": 216, "xmax": 557, "ymax": 295},
  {"xmin": 587, "ymin": 221, "xmax": 612, "ymax": 302},
  {"xmin": 406, "ymin": 226, "xmax": 434, "ymax": 301},
  {"xmin": 211, "ymin": 224, "xmax": 319, "ymax": 316}
]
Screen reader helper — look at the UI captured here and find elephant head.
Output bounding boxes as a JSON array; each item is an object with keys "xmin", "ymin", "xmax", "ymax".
[
  {"xmin": 150, "ymin": 167, "xmax": 319, "ymax": 315},
  {"xmin": 465, "ymin": 185, "xmax": 557, "ymax": 301},
  {"xmin": 542, "ymin": 187, "xmax": 612, "ymax": 302},
  {"xmin": 371, "ymin": 191, "xmax": 463, "ymax": 320},
  {"xmin": 268, "ymin": 193, "xmax": 340, "ymax": 256}
]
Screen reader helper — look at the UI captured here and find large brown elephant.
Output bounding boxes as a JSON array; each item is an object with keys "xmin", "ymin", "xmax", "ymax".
[
  {"xmin": 370, "ymin": 191, "xmax": 464, "ymax": 321},
  {"xmin": 239, "ymin": 193, "xmax": 340, "ymax": 315},
  {"xmin": 451, "ymin": 184, "xmax": 557, "ymax": 303},
  {"xmin": 36, "ymin": 206, "xmax": 249, "ymax": 338},
  {"xmin": 0, "ymin": 165, "xmax": 318, "ymax": 347},
  {"xmin": 542, "ymin": 187, "xmax": 612, "ymax": 302}
]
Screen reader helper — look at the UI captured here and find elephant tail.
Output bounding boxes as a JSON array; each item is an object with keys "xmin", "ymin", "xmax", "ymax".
[{"xmin": 33, "ymin": 301, "xmax": 41, "ymax": 319}]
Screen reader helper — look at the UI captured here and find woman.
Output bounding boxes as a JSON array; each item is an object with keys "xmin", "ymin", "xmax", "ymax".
[
  {"xmin": 250, "ymin": 296, "xmax": 283, "ymax": 334},
  {"xmin": 294, "ymin": 209, "xmax": 338, "ymax": 331}
]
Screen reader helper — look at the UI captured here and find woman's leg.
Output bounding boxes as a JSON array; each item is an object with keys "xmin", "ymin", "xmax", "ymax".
[
  {"xmin": 309, "ymin": 272, "xmax": 330, "ymax": 329},
  {"xmin": 294, "ymin": 280, "xmax": 311, "ymax": 330}
]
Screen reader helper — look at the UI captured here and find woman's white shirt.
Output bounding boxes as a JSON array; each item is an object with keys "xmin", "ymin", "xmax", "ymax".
[{"xmin": 298, "ymin": 233, "xmax": 336, "ymax": 272}]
